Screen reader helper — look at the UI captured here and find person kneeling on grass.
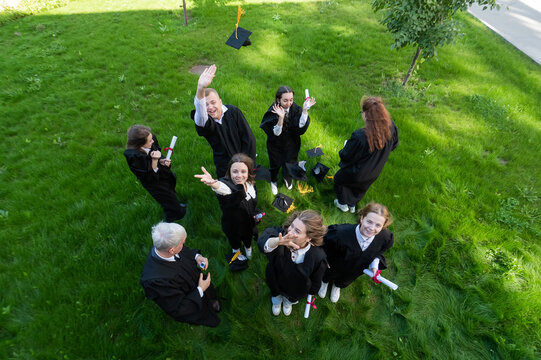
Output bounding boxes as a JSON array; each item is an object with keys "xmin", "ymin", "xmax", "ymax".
[
  {"xmin": 194, "ymin": 153, "xmax": 260, "ymax": 269},
  {"xmin": 319, "ymin": 202, "xmax": 394, "ymax": 303},
  {"xmin": 140, "ymin": 222, "xmax": 220, "ymax": 327},
  {"xmin": 258, "ymin": 210, "xmax": 327, "ymax": 316}
]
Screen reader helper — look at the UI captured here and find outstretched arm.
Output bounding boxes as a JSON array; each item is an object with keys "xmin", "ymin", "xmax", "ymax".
[{"xmin": 194, "ymin": 65, "xmax": 217, "ymax": 127}]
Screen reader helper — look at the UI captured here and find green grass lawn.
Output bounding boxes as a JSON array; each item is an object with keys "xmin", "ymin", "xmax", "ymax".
[{"xmin": 1, "ymin": 0, "xmax": 540, "ymax": 359}]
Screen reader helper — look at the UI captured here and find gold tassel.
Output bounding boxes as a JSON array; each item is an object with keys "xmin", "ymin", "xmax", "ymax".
[{"xmin": 229, "ymin": 250, "xmax": 241, "ymax": 264}]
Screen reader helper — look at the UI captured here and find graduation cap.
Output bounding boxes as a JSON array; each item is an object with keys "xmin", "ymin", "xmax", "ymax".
[
  {"xmin": 272, "ymin": 193, "xmax": 294, "ymax": 213},
  {"xmin": 311, "ymin": 162, "xmax": 330, "ymax": 182},
  {"xmin": 226, "ymin": 6, "xmax": 252, "ymax": 49},
  {"xmin": 306, "ymin": 145, "xmax": 324, "ymax": 158},
  {"xmin": 285, "ymin": 162, "xmax": 308, "ymax": 182},
  {"xmin": 254, "ymin": 165, "xmax": 271, "ymax": 182},
  {"xmin": 225, "ymin": 251, "xmax": 248, "ymax": 272}
]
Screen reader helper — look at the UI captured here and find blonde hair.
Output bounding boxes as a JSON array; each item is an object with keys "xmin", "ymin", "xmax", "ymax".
[
  {"xmin": 357, "ymin": 202, "xmax": 392, "ymax": 229},
  {"xmin": 283, "ymin": 210, "xmax": 327, "ymax": 246}
]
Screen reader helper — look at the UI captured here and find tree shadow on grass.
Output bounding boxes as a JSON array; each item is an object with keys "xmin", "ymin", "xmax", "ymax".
[{"xmin": 0, "ymin": 1, "xmax": 540, "ymax": 359}]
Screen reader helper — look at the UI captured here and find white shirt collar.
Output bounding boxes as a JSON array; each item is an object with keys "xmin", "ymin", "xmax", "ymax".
[
  {"xmin": 142, "ymin": 147, "xmax": 151, "ymax": 154},
  {"xmin": 355, "ymin": 225, "xmax": 375, "ymax": 251},
  {"xmin": 154, "ymin": 247, "xmax": 177, "ymax": 262},
  {"xmin": 216, "ymin": 105, "xmax": 228, "ymax": 122},
  {"xmin": 291, "ymin": 243, "xmax": 311, "ymax": 264}
]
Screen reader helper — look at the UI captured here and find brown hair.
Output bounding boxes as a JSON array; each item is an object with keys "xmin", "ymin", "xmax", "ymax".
[
  {"xmin": 226, "ymin": 153, "xmax": 255, "ymax": 183},
  {"xmin": 126, "ymin": 125, "xmax": 151, "ymax": 150},
  {"xmin": 361, "ymin": 97, "xmax": 392, "ymax": 152},
  {"xmin": 283, "ymin": 210, "xmax": 327, "ymax": 246},
  {"xmin": 275, "ymin": 85, "xmax": 294, "ymax": 104},
  {"xmin": 204, "ymin": 88, "xmax": 220, "ymax": 98},
  {"xmin": 357, "ymin": 202, "xmax": 392, "ymax": 229}
]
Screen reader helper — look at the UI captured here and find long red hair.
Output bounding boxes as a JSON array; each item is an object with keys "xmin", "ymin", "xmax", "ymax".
[{"xmin": 362, "ymin": 97, "xmax": 391, "ymax": 152}]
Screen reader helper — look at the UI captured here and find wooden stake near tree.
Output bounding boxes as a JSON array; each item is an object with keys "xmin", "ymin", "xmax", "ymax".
[
  {"xmin": 182, "ymin": 0, "xmax": 188, "ymax": 26},
  {"xmin": 372, "ymin": 0, "xmax": 499, "ymax": 86}
]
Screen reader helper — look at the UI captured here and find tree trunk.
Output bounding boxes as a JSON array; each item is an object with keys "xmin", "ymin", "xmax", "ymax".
[
  {"xmin": 182, "ymin": 0, "xmax": 188, "ymax": 26},
  {"xmin": 402, "ymin": 46, "xmax": 421, "ymax": 86}
]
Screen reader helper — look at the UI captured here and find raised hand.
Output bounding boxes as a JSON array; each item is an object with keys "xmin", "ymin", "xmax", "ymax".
[
  {"xmin": 271, "ymin": 103, "xmax": 286, "ymax": 118},
  {"xmin": 278, "ymin": 232, "xmax": 300, "ymax": 250},
  {"xmin": 303, "ymin": 96, "xmax": 316, "ymax": 111},
  {"xmin": 197, "ymin": 64, "xmax": 217, "ymax": 90},
  {"xmin": 194, "ymin": 166, "xmax": 218, "ymax": 188}
]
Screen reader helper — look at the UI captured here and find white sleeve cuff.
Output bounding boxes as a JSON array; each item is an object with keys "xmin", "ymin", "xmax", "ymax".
[
  {"xmin": 197, "ymin": 286, "xmax": 204, "ymax": 297},
  {"xmin": 299, "ymin": 112, "xmax": 308, "ymax": 128},
  {"xmin": 194, "ymin": 96, "xmax": 208, "ymax": 127},
  {"xmin": 263, "ymin": 238, "xmax": 279, "ymax": 253},
  {"xmin": 273, "ymin": 124, "xmax": 282, "ymax": 136},
  {"xmin": 212, "ymin": 181, "xmax": 233, "ymax": 196},
  {"xmin": 369, "ymin": 258, "xmax": 380, "ymax": 270}
]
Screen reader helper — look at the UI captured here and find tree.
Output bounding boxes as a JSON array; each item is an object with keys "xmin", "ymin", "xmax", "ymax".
[{"xmin": 372, "ymin": 0, "xmax": 499, "ymax": 86}]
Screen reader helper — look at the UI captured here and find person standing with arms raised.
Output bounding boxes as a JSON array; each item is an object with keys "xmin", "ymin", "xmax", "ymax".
[
  {"xmin": 191, "ymin": 64, "xmax": 256, "ymax": 178},
  {"xmin": 260, "ymin": 86, "xmax": 315, "ymax": 195}
]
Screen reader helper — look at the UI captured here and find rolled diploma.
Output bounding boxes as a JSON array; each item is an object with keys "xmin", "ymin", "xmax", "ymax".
[
  {"xmin": 165, "ymin": 136, "xmax": 177, "ymax": 161},
  {"xmin": 304, "ymin": 89, "xmax": 310, "ymax": 110},
  {"xmin": 363, "ymin": 269, "xmax": 398, "ymax": 290},
  {"xmin": 304, "ymin": 294, "xmax": 312, "ymax": 318}
]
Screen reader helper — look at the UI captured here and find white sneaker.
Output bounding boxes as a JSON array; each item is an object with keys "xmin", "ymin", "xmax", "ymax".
[
  {"xmin": 318, "ymin": 282, "xmax": 329, "ymax": 298},
  {"xmin": 245, "ymin": 246, "xmax": 252, "ymax": 259},
  {"xmin": 330, "ymin": 285, "xmax": 341, "ymax": 303},
  {"xmin": 272, "ymin": 304, "xmax": 281, "ymax": 316},
  {"xmin": 349, "ymin": 206, "xmax": 356, "ymax": 214},
  {"xmin": 284, "ymin": 178, "xmax": 292, "ymax": 190},
  {"xmin": 237, "ymin": 254, "xmax": 247, "ymax": 261},
  {"xmin": 334, "ymin": 199, "xmax": 349, "ymax": 212},
  {"xmin": 271, "ymin": 182, "xmax": 278, "ymax": 195},
  {"xmin": 282, "ymin": 303, "xmax": 292, "ymax": 316}
]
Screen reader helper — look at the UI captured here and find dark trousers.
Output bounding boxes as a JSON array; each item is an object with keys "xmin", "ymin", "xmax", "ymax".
[{"xmin": 333, "ymin": 169, "xmax": 377, "ymax": 206}]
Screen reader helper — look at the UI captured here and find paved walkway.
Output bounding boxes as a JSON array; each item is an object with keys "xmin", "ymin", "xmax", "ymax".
[{"xmin": 469, "ymin": 0, "xmax": 541, "ymax": 66}]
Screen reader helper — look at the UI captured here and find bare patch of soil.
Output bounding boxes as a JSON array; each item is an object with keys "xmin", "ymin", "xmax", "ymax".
[{"xmin": 189, "ymin": 65, "xmax": 210, "ymax": 75}]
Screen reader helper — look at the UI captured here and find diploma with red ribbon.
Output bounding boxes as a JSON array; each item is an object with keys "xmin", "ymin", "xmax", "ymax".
[
  {"xmin": 363, "ymin": 269, "xmax": 398, "ymax": 290},
  {"xmin": 164, "ymin": 135, "xmax": 177, "ymax": 161},
  {"xmin": 304, "ymin": 294, "xmax": 317, "ymax": 318},
  {"xmin": 304, "ymin": 89, "xmax": 311, "ymax": 110}
]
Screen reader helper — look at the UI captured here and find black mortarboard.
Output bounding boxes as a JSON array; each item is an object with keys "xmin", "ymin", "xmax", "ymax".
[
  {"xmin": 285, "ymin": 162, "xmax": 308, "ymax": 181},
  {"xmin": 272, "ymin": 193, "xmax": 294, "ymax": 213},
  {"xmin": 225, "ymin": 252, "xmax": 248, "ymax": 272},
  {"xmin": 306, "ymin": 147, "xmax": 324, "ymax": 158},
  {"xmin": 226, "ymin": 27, "xmax": 252, "ymax": 49},
  {"xmin": 311, "ymin": 162, "xmax": 330, "ymax": 182},
  {"xmin": 254, "ymin": 165, "xmax": 272, "ymax": 182}
]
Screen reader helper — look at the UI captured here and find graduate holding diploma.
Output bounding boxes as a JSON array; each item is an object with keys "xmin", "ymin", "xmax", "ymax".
[
  {"xmin": 124, "ymin": 125, "xmax": 186, "ymax": 222},
  {"xmin": 257, "ymin": 210, "xmax": 327, "ymax": 316},
  {"xmin": 319, "ymin": 202, "xmax": 394, "ymax": 303},
  {"xmin": 260, "ymin": 86, "xmax": 316, "ymax": 195}
]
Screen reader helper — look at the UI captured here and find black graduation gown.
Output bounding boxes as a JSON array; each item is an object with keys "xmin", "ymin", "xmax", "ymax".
[
  {"xmin": 260, "ymin": 102, "xmax": 309, "ymax": 182},
  {"xmin": 322, "ymin": 224, "xmax": 394, "ymax": 288},
  {"xmin": 124, "ymin": 135, "xmax": 185, "ymax": 222},
  {"xmin": 257, "ymin": 227, "xmax": 327, "ymax": 302},
  {"xmin": 216, "ymin": 178, "xmax": 258, "ymax": 249},
  {"xmin": 334, "ymin": 121, "xmax": 399, "ymax": 206},
  {"xmin": 140, "ymin": 246, "xmax": 220, "ymax": 327},
  {"xmin": 191, "ymin": 105, "xmax": 256, "ymax": 178}
]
